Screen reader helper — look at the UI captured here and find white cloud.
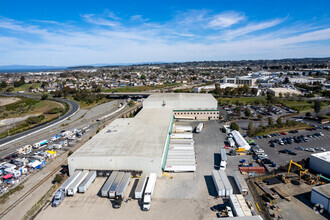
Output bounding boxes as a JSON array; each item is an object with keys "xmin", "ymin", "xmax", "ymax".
[
  {"xmin": 0, "ymin": 11, "xmax": 329, "ymax": 66},
  {"xmin": 208, "ymin": 11, "xmax": 245, "ymax": 28},
  {"xmin": 82, "ymin": 14, "xmax": 120, "ymax": 27}
]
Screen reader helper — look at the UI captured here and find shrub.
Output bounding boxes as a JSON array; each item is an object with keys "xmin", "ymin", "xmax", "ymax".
[{"xmin": 53, "ymin": 174, "xmax": 63, "ymax": 184}]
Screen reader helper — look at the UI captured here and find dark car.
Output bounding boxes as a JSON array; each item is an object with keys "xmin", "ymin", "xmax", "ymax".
[
  {"xmin": 287, "ymin": 150, "xmax": 297, "ymax": 155},
  {"xmin": 270, "ymin": 142, "xmax": 275, "ymax": 147},
  {"xmin": 262, "ymin": 158, "xmax": 273, "ymax": 164},
  {"xmin": 279, "ymin": 149, "xmax": 288, "ymax": 154}
]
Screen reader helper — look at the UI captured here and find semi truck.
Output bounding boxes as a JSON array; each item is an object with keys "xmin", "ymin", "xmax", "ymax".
[
  {"xmin": 227, "ymin": 138, "xmax": 235, "ymax": 147},
  {"xmin": 113, "ymin": 173, "xmax": 131, "ymax": 208},
  {"xmin": 33, "ymin": 140, "xmax": 48, "ymax": 149},
  {"xmin": 142, "ymin": 173, "xmax": 157, "ymax": 211},
  {"xmin": 109, "ymin": 172, "xmax": 124, "ymax": 198},
  {"xmin": 67, "ymin": 170, "xmax": 89, "ymax": 196},
  {"xmin": 196, "ymin": 123, "xmax": 204, "ymax": 133},
  {"xmin": 101, "ymin": 171, "xmax": 118, "ymax": 197},
  {"xmin": 220, "ymin": 148, "xmax": 227, "ymax": 170},
  {"xmin": 78, "ymin": 171, "xmax": 96, "ymax": 193},
  {"xmin": 135, "ymin": 174, "xmax": 147, "ymax": 199}
]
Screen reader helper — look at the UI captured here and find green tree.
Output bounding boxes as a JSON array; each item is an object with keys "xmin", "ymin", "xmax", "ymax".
[
  {"xmin": 41, "ymin": 94, "xmax": 48, "ymax": 100},
  {"xmin": 314, "ymin": 100, "xmax": 321, "ymax": 115},
  {"xmin": 230, "ymin": 122, "xmax": 240, "ymax": 131},
  {"xmin": 0, "ymin": 81, "xmax": 7, "ymax": 88},
  {"xmin": 279, "ymin": 93, "xmax": 283, "ymax": 98},
  {"xmin": 140, "ymin": 74, "xmax": 146, "ymax": 80},
  {"xmin": 276, "ymin": 117, "xmax": 283, "ymax": 127},
  {"xmin": 305, "ymin": 112, "xmax": 312, "ymax": 117},
  {"xmin": 247, "ymin": 122, "xmax": 255, "ymax": 137},
  {"xmin": 235, "ymin": 106, "xmax": 241, "ymax": 117},
  {"xmin": 268, "ymin": 117, "xmax": 274, "ymax": 126},
  {"xmin": 53, "ymin": 174, "xmax": 63, "ymax": 184},
  {"xmin": 245, "ymin": 108, "xmax": 252, "ymax": 117}
]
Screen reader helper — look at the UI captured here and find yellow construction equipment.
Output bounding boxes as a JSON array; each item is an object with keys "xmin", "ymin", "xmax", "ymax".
[
  {"xmin": 162, "ymin": 172, "xmax": 173, "ymax": 179},
  {"xmin": 236, "ymin": 148, "xmax": 245, "ymax": 152},
  {"xmin": 287, "ymin": 160, "xmax": 308, "ymax": 180}
]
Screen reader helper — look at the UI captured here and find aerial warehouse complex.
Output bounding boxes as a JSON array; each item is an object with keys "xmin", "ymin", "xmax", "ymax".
[{"xmin": 68, "ymin": 93, "xmax": 218, "ymax": 176}]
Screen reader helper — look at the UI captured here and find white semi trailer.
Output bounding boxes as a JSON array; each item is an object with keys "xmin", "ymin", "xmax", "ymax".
[
  {"xmin": 78, "ymin": 171, "xmax": 97, "ymax": 193},
  {"xmin": 142, "ymin": 173, "xmax": 157, "ymax": 211},
  {"xmin": 67, "ymin": 170, "xmax": 89, "ymax": 196}
]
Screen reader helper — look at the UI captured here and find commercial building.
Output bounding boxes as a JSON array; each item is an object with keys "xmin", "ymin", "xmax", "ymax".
[
  {"xmin": 310, "ymin": 151, "xmax": 330, "ymax": 177},
  {"xmin": 311, "ymin": 184, "xmax": 330, "ymax": 213},
  {"xmin": 219, "ymin": 77, "xmax": 257, "ymax": 87},
  {"xmin": 267, "ymin": 88, "xmax": 302, "ymax": 97},
  {"xmin": 68, "ymin": 93, "xmax": 218, "ymax": 176}
]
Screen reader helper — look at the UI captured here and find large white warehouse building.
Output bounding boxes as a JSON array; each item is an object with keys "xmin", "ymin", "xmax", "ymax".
[
  {"xmin": 68, "ymin": 93, "xmax": 218, "ymax": 176},
  {"xmin": 310, "ymin": 151, "xmax": 330, "ymax": 177}
]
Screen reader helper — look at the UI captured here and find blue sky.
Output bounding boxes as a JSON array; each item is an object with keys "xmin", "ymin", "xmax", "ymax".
[{"xmin": 0, "ymin": 0, "xmax": 329, "ymax": 66}]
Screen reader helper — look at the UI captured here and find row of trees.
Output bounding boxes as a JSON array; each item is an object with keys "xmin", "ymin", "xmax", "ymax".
[
  {"xmin": 51, "ymin": 87, "xmax": 105, "ymax": 104},
  {"xmin": 214, "ymin": 84, "xmax": 258, "ymax": 97}
]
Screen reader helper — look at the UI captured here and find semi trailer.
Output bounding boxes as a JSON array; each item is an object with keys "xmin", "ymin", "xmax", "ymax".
[{"xmin": 142, "ymin": 173, "xmax": 157, "ymax": 211}]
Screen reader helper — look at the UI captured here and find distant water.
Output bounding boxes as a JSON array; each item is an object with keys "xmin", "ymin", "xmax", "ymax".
[{"xmin": 0, "ymin": 68, "xmax": 67, "ymax": 73}]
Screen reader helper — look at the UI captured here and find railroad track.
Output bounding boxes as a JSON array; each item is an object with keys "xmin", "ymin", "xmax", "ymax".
[{"xmin": 0, "ymin": 161, "xmax": 66, "ymax": 219}]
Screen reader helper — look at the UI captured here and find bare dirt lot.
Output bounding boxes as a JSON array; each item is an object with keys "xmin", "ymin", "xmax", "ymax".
[{"xmin": 0, "ymin": 97, "xmax": 20, "ymax": 106}]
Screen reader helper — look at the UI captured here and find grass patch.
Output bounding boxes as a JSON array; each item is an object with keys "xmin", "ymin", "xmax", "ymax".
[
  {"xmin": 103, "ymin": 83, "xmax": 182, "ymax": 93},
  {"xmin": 0, "ymin": 183, "xmax": 24, "ymax": 204},
  {"xmin": 217, "ymin": 97, "xmax": 267, "ymax": 105},
  {"xmin": 254, "ymin": 123, "xmax": 312, "ymax": 136},
  {"xmin": 13, "ymin": 83, "xmax": 42, "ymax": 92}
]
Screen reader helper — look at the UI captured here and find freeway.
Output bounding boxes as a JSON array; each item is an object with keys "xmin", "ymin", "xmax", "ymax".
[{"xmin": 0, "ymin": 93, "xmax": 80, "ymax": 147}]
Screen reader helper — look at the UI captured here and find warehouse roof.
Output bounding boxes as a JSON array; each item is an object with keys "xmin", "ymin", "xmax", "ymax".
[
  {"xmin": 268, "ymin": 88, "xmax": 301, "ymax": 94},
  {"xmin": 311, "ymin": 151, "xmax": 330, "ymax": 162},
  {"xmin": 70, "ymin": 107, "xmax": 173, "ymax": 158},
  {"xmin": 312, "ymin": 184, "xmax": 330, "ymax": 199},
  {"xmin": 143, "ymin": 93, "xmax": 217, "ymax": 110}
]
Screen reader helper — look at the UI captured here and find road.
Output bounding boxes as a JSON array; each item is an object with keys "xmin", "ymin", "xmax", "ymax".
[
  {"xmin": 0, "ymin": 93, "xmax": 80, "ymax": 148},
  {"xmin": 0, "ymin": 98, "xmax": 126, "ymax": 158}
]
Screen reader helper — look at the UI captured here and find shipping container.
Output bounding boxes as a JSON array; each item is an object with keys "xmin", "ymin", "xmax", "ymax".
[
  {"xmin": 59, "ymin": 171, "xmax": 82, "ymax": 194},
  {"xmin": 101, "ymin": 171, "xmax": 118, "ymax": 197},
  {"xmin": 171, "ymin": 133, "xmax": 193, "ymax": 139},
  {"xmin": 212, "ymin": 170, "xmax": 226, "ymax": 197},
  {"xmin": 115, "ymin": 173, "xmax": 131, "ymax": 197},
  {"xmin": 167, "ymin": 151, "xmax": 195, "ymax": 156},
  {"xmin": 219, "ymin": 170, "xmax": 233, "ymax": 197},
  {"xmin": 233, "ymin": 171, "xmax": 248, "ymax": 195},
  {"xmin": 166, "ymin": 155, "xmax": 196, "ymax": 160},
  {"xmin": 169, "ymin": 144, "xmax": 194, "ymax": 150},
  {"xmin": 164, "ymin": 164, "xmax": 196, "ymax": 172},
  {"xmin": 135, "ymin": 174, "xmax": 148, "ymax": 199},
  {"xmin": 109, "ymin": 172, "xmax": 124, "ymax": 198},
  {"xmin": 78, "ymin": 171, "xmax": 96, "ymax": 193},
  {"xmin": 67, "ymin": 170, "xmax": 89, "ymax": 196},
  {"xmin": 239, "ymin": 166, "xmax": 265, "ymax": 174},
  {"xmin": 236, "ymin": 194, "xmax": 252, "ymax": 216},
  {"xmin": 173, "ymin": 125, "xmax": 193, "ymax": 132},
  {"xmin": 230, "ymin": 194, "xmax": 245, "ymax": 217},
  {"xmin": 170, "ymin": 139, "xmax": 194, "ymax": 144},
  {"xmin": 196, "ymin": 123, "xmax": 204, "ymax": 133}
]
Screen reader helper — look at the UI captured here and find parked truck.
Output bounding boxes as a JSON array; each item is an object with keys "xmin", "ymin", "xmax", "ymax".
[
  {"xmin": 142, "ymin": 173, "xmax": 157, "ymax": 211},
  {"xmin": 196, "ymin": 123, "xmax": 204, "ymax": 133},
  {"xmin": 78, "ymin": 171, "xmax": 96, "ymax": 193},
  {"xmin": 135, "ymin": 174, "xmax": 148, "ymax": 199},
  {"xmin": 67, "ymin": 170, "xmax": 89, "ymax": 196},
  {"xmin": 52, "ymin": 190, "xmax": 65, "ymax": 207},
  {"xmin": 101, "ymin": 171, "xmax": 118, "ymax": 197},
  {"xmin": 227, "ymin": 138, "xmax": 235, "ymax": 147},
  {"xmin": 109, "ymin": 172, "xmax": 124, "ymax": 198},
  {"xmin": 113, "ymin": 173, "xmax": 131, "ymax": 208},
  {"xmin": 220, "ymin": 148, "xmax": 227, "ymax": 170}
]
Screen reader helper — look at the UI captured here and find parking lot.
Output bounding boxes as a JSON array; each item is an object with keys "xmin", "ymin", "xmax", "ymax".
[
  {"xmin": 247, "ymin": 128, "xmax": 330, "ymax": 170},
  {"xmin": 36, "ymin": 120, "xmax": 249, "ymax": 220}
]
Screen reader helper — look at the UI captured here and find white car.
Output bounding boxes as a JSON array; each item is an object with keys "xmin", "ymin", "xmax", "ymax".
[
  {"xmin": 316, "ymin": 147, "xmax": 326, "ymax": 151},
  {"xmin": 308, "ymin": 148, "xmax": 315, "ymax": 152}
]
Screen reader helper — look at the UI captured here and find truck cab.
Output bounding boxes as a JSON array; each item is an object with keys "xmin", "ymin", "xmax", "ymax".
[
  {"xmin": 220, "ymin": 161, "xmax": 227, "ymax": 170},
  {"xmin": 52, "ymin": 190, "xmax": 65, "ymax": 207},
  {"xmin": 143, "ymin": 194, "xmax": 151, "ymax": 211},
  {"xmin": 113, "ymin": 195, "xmax": 123, "ymax": 209}
]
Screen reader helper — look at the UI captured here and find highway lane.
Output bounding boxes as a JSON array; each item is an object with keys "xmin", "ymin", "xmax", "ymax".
[
  {"xmin": 0, "ymin": 100, "xmax": 126, "ymax": 158},
  {"xmin": 0, "ymin": 93, "xmax": 80, "ymax": 147}
]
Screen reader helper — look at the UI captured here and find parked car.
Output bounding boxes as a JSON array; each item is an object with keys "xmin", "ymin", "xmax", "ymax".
[
  {"xmin": 295, "ymin": 147, "xmax": 304, "ymax": 151},
  {"xmin": 316, "ymin": 147, "xmax": 326, "ymax": 151}
]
